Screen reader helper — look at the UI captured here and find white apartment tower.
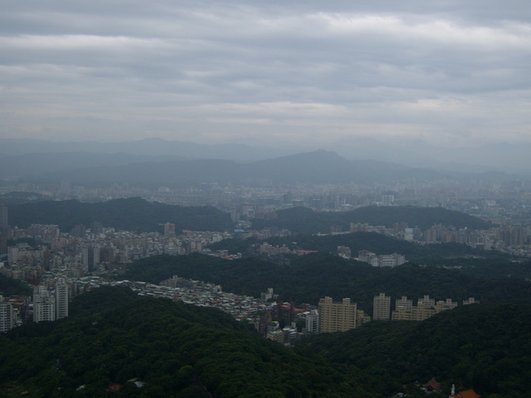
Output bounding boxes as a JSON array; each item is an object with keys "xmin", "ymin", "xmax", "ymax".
[
  {"xmin": 33, "ymin": 285, "xmax": 56, "ymax": 322},
  {"xmin": 55, "ymin": 278, "xmax": 69, "ymax": 319},
  {"xmin": 0, "ymin": 296, "xmax": 15, "ymax": 333},
  {"xmin": 305, "ymin": 309, "xmax": 320, "ymax": 334}
]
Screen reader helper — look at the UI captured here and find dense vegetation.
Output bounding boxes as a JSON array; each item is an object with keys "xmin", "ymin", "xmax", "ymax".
[
  {"xmin": 253, "ymin": 206, "xmax": 491, "ymax": 234},
  {"xmin": 8, "ymin": 197, "xmax": 233, "ymax": 233},
  {"xmin": 0, "ymin": 274, "xmax": 32, "ymax": 296},
  {"xmin": 0, "ymin": 287, "xmax": 371, "ymax": 397},
  {"xmin": 210, "ymin": 231, "xmax": 505, "ymax": 263},
  {"xmin": 1, "ymin": 286, "xmax": 529, "ymax": 397},
  {"xmin": 123, "ymin": 253, "xmax": 531, "ymax": 311},
  {"xmin": 297, "ymin": 303, "xmax": 531, "ymax": 398}
]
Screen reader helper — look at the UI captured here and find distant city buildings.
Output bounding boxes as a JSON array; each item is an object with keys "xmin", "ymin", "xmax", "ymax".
[
  {"xmin": 32, "ymin": 280, "xmax": 70, "ymax": 323},
  {"xmin": 1, "ymin": 224, "xmax": 234, "ymax": 285},
  {"xmin": 391, "ymin": 295, "xmax": 458, "ymax": 321},
  {"xmin": 33, "ymin": 285, "xmax": 56, "ymax": 322},
  {"xmin": 163, "ymin": 222, "xmax": 176, "ymax": 237},
  {"xmin": 336, "ymin": 246, "xmax": 351, "ymax": 259},
  {"xmin": 357, "ymin": 250, "xmax": 406, "ymax": 267},
  {"xmin": 82, "ymin": 246, "xmax": 100, "ymax": 273}
]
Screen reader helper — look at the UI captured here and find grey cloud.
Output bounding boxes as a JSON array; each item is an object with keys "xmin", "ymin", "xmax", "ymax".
[{"xmin": 0, "ymin": 0, "xmax": 530, "ymax": 146}]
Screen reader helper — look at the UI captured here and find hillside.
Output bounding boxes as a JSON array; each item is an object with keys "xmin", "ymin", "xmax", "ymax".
[
  {"xmin": 253, "ymin": 206, "xmax": 491, "ymax": 233},
  {"xmin": 8, "ymin": 198, "xmax": 233, "ymax": 233},
  {"xmin": 0, "ymin": 286, "xmax": 371, "ymax": 397},
  {"xmin": 297, "ymin": 303, "xmax": 531, "ymax": 397},
  {"xmin": 123, "ymin": 253, "xmax": 531, "ymax": 311},
  {"xmin": 210, "ymin": 231, "xmax": 503, "ymax": 263}
]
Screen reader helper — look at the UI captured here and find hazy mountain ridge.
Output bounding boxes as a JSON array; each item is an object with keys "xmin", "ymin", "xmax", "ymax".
[
  {"xmin": 2, "ymin": 137, "xmax": 531, "ymax": 175},
  {"xmin": 0, "ymin": 148, "xmax": 461, "ymax": 186}
]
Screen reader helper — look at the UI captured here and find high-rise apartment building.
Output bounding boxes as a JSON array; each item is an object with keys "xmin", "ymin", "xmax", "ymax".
[
  {"xmin": 55, "ymin": 278, "xmax": 69, "ymax": 320},
  {"xmin": 373, "ymin": 293, "xmax": 391, "ymax": 320},
  {"xmin": 318, "ymin": 296, "xmax": 357, "ymax": 333},
  {"xmin": 0, "ymin": 296, "xmax": 15, "ymax": 333},
  {"xmin": 392, "ymin": 296, "xmax": 414, "ymax": 320},
  {"xmin": 33, "ymin": 285, "xmax": 56, "ymax": 322},
  {"xmin": 82, "ymin": 246, "xmax": 100, "ymax": 273},
  {"xmin": 305, "ymin": 309, "xmax": 320, "ymax": 334},
  {"xmin": 415, "ymin": 295, "xmax": 436, "ymax": 321}
]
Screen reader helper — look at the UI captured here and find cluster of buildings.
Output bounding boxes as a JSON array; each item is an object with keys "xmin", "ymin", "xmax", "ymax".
[
  {"xmin": 355, "ymin": 249, "xmax": 407, "ymax": 267},
  {"xmin": 0, "ymin": 273, "xmax": 272, "ymax": 334},
  {"xmin": 351, "ymin": 220, "xmax": 531, "ymax": 257},
  {"xmin": 0, "ymin": 277, "xmax": 69, "ymax": 332},
  {"xmin": 289, "ymin": 293, "xmax": 479, "ymax": 338},
  {"xmin": 1, "ymin": 219, "xmax": 232, "ymax": 285},
  {"xmin": 375, "ymin": 293, "xmax": 478, "ymax": 322},
  {"xmin": 32, "ymin": 278, "xmax": 69, "ymax": 322},
  {"xmin": 337, "ymin": 246, "xmax": 406, "ymax": 268}
]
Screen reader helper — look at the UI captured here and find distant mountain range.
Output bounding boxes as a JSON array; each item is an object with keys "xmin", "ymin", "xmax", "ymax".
[
  {"xmin": 2, "ymin": 137, "xmax": 531, "ymax": 174},
  {"xmin": 0, "ymin": 147, "xmax": 507, "ymax": 187}
]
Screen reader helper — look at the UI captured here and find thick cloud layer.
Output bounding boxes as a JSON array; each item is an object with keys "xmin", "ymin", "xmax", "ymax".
[{"xmin": 1, "ymin": 0, "xmax": 530, "ymax": 146}]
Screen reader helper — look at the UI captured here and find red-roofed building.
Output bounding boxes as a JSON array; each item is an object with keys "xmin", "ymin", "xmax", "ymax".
[{"xmin": 452, "ymin": 389, "xmax": 481, "ymax": 398}]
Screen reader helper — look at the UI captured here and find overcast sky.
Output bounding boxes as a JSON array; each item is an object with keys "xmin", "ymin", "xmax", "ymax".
[{"xmin": 1, "ymin": 0, "xmax": 530, "ymax": 147}]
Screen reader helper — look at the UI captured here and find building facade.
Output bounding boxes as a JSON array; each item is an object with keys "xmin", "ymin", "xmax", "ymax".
[
  {"xmin": 318, "ymin": 296, "xmax": 357, "ymax": 333},
  {"xmin": 55, "ymin": 278, "xmax": 69, "ymax": 319},
  {"xmin": 373, "ymin": 293, "xmax": 391, "ymax": 320},
  {"xmin": 0, "ymin": 297, "xmax": 15, "ymax": 333},
  {"xmin": 33, "ymin": 285, "xmax": 56, "ymax": 322}
]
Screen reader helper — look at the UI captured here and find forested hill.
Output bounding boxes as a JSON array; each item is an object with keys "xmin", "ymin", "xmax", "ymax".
[
  {"xmin": 253, "ymin": 205, "xmax": 490, "ymax": 234},
  {"xmin": 297, "ymin": 303, "xmax": 531, "ymax": 398},
  {"xmin": 0, "ymin": 286, "xmax": 373, "ymax": 397},
  {"xmin": 210, "ymin": 231, "xmax": 505, "ymax": 263},
  {"xmin": 8, "ymin": 197, "xmax": 233, "ymax": 233},
  {"xmin": 123, "ymin": 254, "xmax": 531, "ymax": 310},
  {"xmin": 0, "ymin": 274, "xmax": 32, "ymax": 296}
]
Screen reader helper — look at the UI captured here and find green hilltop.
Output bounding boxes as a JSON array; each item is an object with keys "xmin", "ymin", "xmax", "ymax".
[
  {"xmin": 253, "ymin": 205, "xmax": 491, "ymax": 234},
  {"xmin": 8, "ymin": 197, "xmax": 233, "ymax": 233}
]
